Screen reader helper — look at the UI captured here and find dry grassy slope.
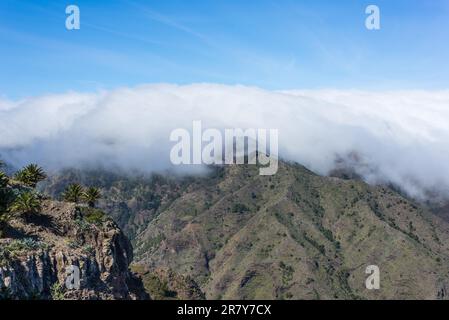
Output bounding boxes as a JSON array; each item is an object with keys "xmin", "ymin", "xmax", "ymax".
[{"xmin": 134, "ymin": 161, "xmax": 449, "ymax": 300}]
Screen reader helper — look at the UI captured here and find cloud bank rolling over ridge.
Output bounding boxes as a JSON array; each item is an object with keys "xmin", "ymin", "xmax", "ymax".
[{"xmin": 1, "ymin": 84, "xmax": 449, "ymax": 199}]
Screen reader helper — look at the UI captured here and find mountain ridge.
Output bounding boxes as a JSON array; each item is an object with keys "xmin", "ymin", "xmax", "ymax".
[{"xmin": 41, "ymin": 161, "xmax": 449, "ymax": 299}]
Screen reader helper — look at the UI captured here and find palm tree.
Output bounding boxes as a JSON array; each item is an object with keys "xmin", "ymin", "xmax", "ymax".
[
  {"xmin": 10, "ymin": 192, "xmax": 41, "ymax": 215},
  {"xmin": 0, "ymin": 171, "xmax": 8, "ymax": 189},
  {"xmin": 0, "ymin": 171, "xmax": 12, "ymax": 236},
  {"xmin": 82, "ymin": 187, "xmax": 101, "ymax": 208},
  {"xmin": 63, "ymin": 183, "xmax": 84, "ymax": 203},
  {"xmin": 0, "ymin": 171, "xmax": 13, "ymax": 213},
  {"xmin": 15, "ymin": 164, "xmax": 47, "ymax": 188},
  {"xmin": 0, "ymin": 210, "xmax": 13, "ymax": 237}
]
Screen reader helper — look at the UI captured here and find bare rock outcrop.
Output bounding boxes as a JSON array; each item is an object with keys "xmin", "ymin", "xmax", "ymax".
[{"xmin": 0, "ymin": 200, "xmax": 148, "ymax": 300}]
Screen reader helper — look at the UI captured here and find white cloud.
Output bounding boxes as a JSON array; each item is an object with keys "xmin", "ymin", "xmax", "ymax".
[{"xmin": 1, "ymin": 84, "xmax": 449, "ymax": 199}]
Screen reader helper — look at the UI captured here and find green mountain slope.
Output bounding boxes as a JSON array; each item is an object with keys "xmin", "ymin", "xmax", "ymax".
[{"xmin": 43, "ymin": 162, "xmax": 449, "ymax": 299}]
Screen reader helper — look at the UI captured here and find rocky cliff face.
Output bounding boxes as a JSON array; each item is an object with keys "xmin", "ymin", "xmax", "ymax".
[{"xmin": 0, "ymin": 200, "xmax": 148, "ymax": 300}]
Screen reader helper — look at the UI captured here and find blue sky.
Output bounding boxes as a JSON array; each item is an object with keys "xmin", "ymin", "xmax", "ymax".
[{"xmin": 1, "ymin": 0, "xmax": 448, "ymax": 98}]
